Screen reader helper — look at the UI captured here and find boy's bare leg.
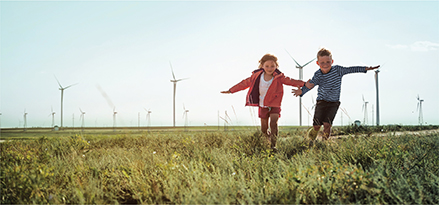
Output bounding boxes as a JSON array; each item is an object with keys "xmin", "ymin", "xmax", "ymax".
[
  {"xmin": 313, "ymin": 125, "xmax": 321, "ymax": 132},
  {"xmin": 322, "ymin": 122, "xmax": 331, "ymax": 140},
  {"xmin": 308, "ymin": 125, "xmax": 321, "ymax": 141},
  {"xmin": 260, "ymin": 118, "xmax": 271, "ymax": 146},
  {"xmin": 269, "ymin": 114, "xmax": 279, "ymax": 148}
]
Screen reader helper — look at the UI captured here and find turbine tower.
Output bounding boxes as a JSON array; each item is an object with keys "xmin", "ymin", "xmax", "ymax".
[
  {"xmin": 49, "ymin": 106, "xmax": 56, "ymax": 127},
  {"xmin": 285, "ymin": 49, "xmax": 316, "ymax": 126},
  {"xmin": 55, "ymin": 76, "xmax": 77, "ymax": 130},
  {"xmin": 362, "ymin": 95, "xmax": 369, "ymax": 125},
  {"xmin": 79, "ymin": 108, "xmax": 85, "ymax": 131},
  {"xmin": 169, "ymin": 62, "xmax": 188, "ymax": 127},
  {"xmin": 374, "ymin": 70, "xmax": 380, "ymax": 125},
  {"xmin": 144, "ymin": 108, "xmax": 152, "ymax": 127},
  {"xmin": 113, "ymin": 107, "xmax": 117, "ymax": 131},
  {"xmin": 23, "ymin": 109, "xmax": 28, "ymax": 131},
  {"xmin": 182, "ymin": 104, "xmax": 189, "ymax": 130},
  {"xmin": 417, "ymin": 95, "xmax": 424, "ymax": 125}
]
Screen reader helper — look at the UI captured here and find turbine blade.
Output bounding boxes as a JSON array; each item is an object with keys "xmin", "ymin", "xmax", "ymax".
[
  {"xmin": 302, "ymin": 58, "xmax": 316, "ymax": 67},
  {"xmin": 176, "ymin": 78, "xmax": 189, "ymax": 82},
  {"xmin": 64, "ymin": 83, "xmax": 78, "ymax": 89},
  {"xmin": 96, "ymin": 84, "xmax": 115, "ymax": 109},
  {"xmin": 170, "ymin": 61, "xmax": 176, "ymax": 80},
  {"xmin": 54, "ymin": 75, "xmax": 63, "ymax": 88},
  {"xmin": 219, "ymin": 116, "xmax": 228, "ymax": 124},
  {"xmin": 285, "ymin": 49, "xmax": 301, "ymax": 67}
]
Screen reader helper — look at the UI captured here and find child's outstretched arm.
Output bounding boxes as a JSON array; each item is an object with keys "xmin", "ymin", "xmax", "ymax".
[
  {"xmin": 292, "ymin": 88, "xmax": 302, "ymax": 97},
  {"xmin": 305, "ymin": 79, "xmax": 314, "ymax": 89},
  {"xmin": 280, "ymin": 76, "xmax": 305, "ymax": 88},
  {"xmin": 295, "ymin": 72, "xmax": 320, "ymax": 97},
  {"xmin": 221, "ymin": 77, "xmax": 251, "ymax": 94},
  {"xmin": 366, "ymin": 65, "xmax": 380, "ymax": 71}
]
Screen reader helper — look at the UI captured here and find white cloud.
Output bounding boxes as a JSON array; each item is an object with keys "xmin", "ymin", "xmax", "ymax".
[
  {"xmin": 386, "ymin": 44, "xmax": 409, "ymax": 50},
  {"xmin": 410, "ymin": 41, "xmax": 439, "ymax": 52},
  {"xmin": 387, "ymin": 41, "xmax": 439, "ymax": 52}
]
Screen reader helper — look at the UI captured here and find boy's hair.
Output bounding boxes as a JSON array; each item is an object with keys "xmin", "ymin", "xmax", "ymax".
[
  {"xmin": 258, "ymin": 54, "xmax": 279, "ymax": 68},
  {"xmin": 317, "ymin": 48, "xmax": 332, "ymax": 59}
]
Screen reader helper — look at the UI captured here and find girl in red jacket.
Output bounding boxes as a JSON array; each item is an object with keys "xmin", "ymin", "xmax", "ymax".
[{"xmin": 221, "ymin": 54, "xmax": 306, "ymax": 151}]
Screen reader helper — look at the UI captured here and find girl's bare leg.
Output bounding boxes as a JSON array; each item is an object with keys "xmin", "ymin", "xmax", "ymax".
[
  {"xmin": 260, "ymin": 118, "xmax": 271, "ymax": 146},
  {"xmin": 269, "ymin": 113, "xmax": 279, "ymax": 148}
]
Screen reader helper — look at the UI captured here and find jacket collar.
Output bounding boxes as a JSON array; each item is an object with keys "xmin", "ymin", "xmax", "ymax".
[{"xmin": 253, "ymin": 68, "xmax": 282, "ymax": 76}]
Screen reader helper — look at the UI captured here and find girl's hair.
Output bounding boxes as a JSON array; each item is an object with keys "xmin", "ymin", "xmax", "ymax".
[
  {"xmin": 317, "ymin": 48, "xmax": 332, "ymax": 59},
  {"xmin": 258, "ymin": 54, "xmax": 279, "ymax": 68}
]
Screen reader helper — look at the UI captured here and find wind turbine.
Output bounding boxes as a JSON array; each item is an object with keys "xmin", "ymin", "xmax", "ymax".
[
  {"xmin": 417, "ymin": 95, "xmax": 424, "ymax": 125},
  {"xmin": 144, "ymin": 108, "xmax": 152, "ymax": 127},
  {"xmin": 79, "ymin": 108, "xmax": 85, "ymax": 131},
  {"xmin": 340, "ymin": 107, "xmax": 351, "ymax": 125},
  {"xmin": 55, "ymin": 76, "xmax": 77, "ymax": 130},
  {"xmin": 113, "ymin": 107, "xmax": 117, "ymax": 131},
  {"xmin": 302, "ymin": 96, "xmax": 316, "ymax": 126},
  {"xmin": 219, "ymin": 115, "xmax": 229, "ymax": 131},
  {"xmin": 23, "ymin": 109, "xmax": 28, "ymax": 131},
  {"xmin": 285, "ymin": 49, "xmax": 316, "ymax": 126},
  {"xmin": 182, "ymin": 104, "xmax": 189, "ymax": 130},
  {"xmin": 48, "ymin": 106, "xmax": 56, "ymax": 127},
  {"xmin": 170, "ymin": 62, "xmax": 188, "ymax": 127},
  {"xmin": 362, "ymin": 95, "xmax": 369, "ymax": 125}
]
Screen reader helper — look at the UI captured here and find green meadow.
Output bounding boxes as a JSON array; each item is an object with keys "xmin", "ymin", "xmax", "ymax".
[{"xmin": 1, "ymin": 126, "xmax": 438, "ymax": 204}]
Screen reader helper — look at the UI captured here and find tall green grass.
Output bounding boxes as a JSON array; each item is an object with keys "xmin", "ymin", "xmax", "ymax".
[{"xmin": 1, "ymin": 130, "xmax": 438, "ymax": 204}]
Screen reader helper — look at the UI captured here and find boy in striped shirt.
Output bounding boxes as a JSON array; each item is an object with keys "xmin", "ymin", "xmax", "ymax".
[{"xmin": 293, "ymin": 48, "xmax": 379, "ymax": 140}]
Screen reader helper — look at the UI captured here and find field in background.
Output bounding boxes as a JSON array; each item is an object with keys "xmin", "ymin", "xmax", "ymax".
[
  {"xmin": 0, "ymin": 126, "xmax": 301, "ymax": 140},
  {"xmin": 1, "ymin": 125, "xmax": 438, "ymax": 204}
]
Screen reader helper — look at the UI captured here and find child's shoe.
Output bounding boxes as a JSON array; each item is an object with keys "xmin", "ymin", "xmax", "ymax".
[
  {"xmin": 270, "ymin": 135, "xmax": 277, "ymax": 148},
  {"xmin": 322, "ymin": 132, "xmax": 330, "ymax": 140},
  {"xmin": 307, "ymin": 128, "xmax": 318, "ymax": 141}
]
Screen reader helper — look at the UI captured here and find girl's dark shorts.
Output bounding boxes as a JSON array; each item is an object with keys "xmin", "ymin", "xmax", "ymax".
[
  {"xmin": 259, "ymin": 107, "xmax": 281, "ymax": 119},
  {"xmin": 313, "ymin": 100, "xmax": 340, "ymax": 125}
]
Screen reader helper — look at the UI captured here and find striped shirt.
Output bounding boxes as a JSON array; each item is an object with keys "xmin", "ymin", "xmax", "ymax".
[{"xmin": 300, "ymin": 65, "xmax": 367, "ymax": 102}]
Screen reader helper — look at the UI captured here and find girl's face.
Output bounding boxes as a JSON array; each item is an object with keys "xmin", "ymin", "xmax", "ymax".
[{"xmin": 262, "ymin": 60, "xmax": 277, "ymax": 75}]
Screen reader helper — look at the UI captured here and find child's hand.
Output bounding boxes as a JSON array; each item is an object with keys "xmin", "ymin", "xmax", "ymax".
[
  {"xmin": 366, "ymin": 65, "xmax": 380, "ymax": 70},
  {"xmin": 221, "ymin": 90, "xmax": 231, "ymax": 94},
  {"xmin": 305, "ymin": 79, "xmax": 314, "ymax": 89},
  {"xmin": 292, "ymin": 88, "xmax": 302, "ymax": 97}
]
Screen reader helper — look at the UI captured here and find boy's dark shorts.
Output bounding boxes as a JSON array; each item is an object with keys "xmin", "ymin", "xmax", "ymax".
[
  {"xmin": 259, "ymin": 107, "xmax": 281, "ymax": 119},
  {"xmin": 313, "ymin": 100, "xmax": 340, "ymax": 126}
]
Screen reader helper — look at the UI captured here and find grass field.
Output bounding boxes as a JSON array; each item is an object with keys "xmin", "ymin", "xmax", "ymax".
[{"xmin": 1, "ymin": 125, "xmax": 438, "ymax": 204}]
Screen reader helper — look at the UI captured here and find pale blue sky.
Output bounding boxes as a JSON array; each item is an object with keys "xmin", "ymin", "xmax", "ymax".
[{"xmin": 1, "ymin": 1, "xmax": 438, "ymax": 128}]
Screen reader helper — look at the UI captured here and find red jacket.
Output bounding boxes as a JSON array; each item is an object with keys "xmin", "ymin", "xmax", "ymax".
[{"xmin": 229, "ymin": 68, "xmax": 305, "ymax": 107}]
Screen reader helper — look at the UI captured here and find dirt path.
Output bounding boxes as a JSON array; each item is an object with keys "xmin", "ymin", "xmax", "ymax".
[{"xmin": 328, "ymin": 128, "xmax": 439, "ymax": 140}]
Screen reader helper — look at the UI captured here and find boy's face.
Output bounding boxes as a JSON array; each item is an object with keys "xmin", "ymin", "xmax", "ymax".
[
  {"xmin": 262, "ymin": 60, "xmax": 277, "ymax": 75},
  {"xmin": 317, "ymin": 55, "xmax": 333, "ymax": 74}
]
